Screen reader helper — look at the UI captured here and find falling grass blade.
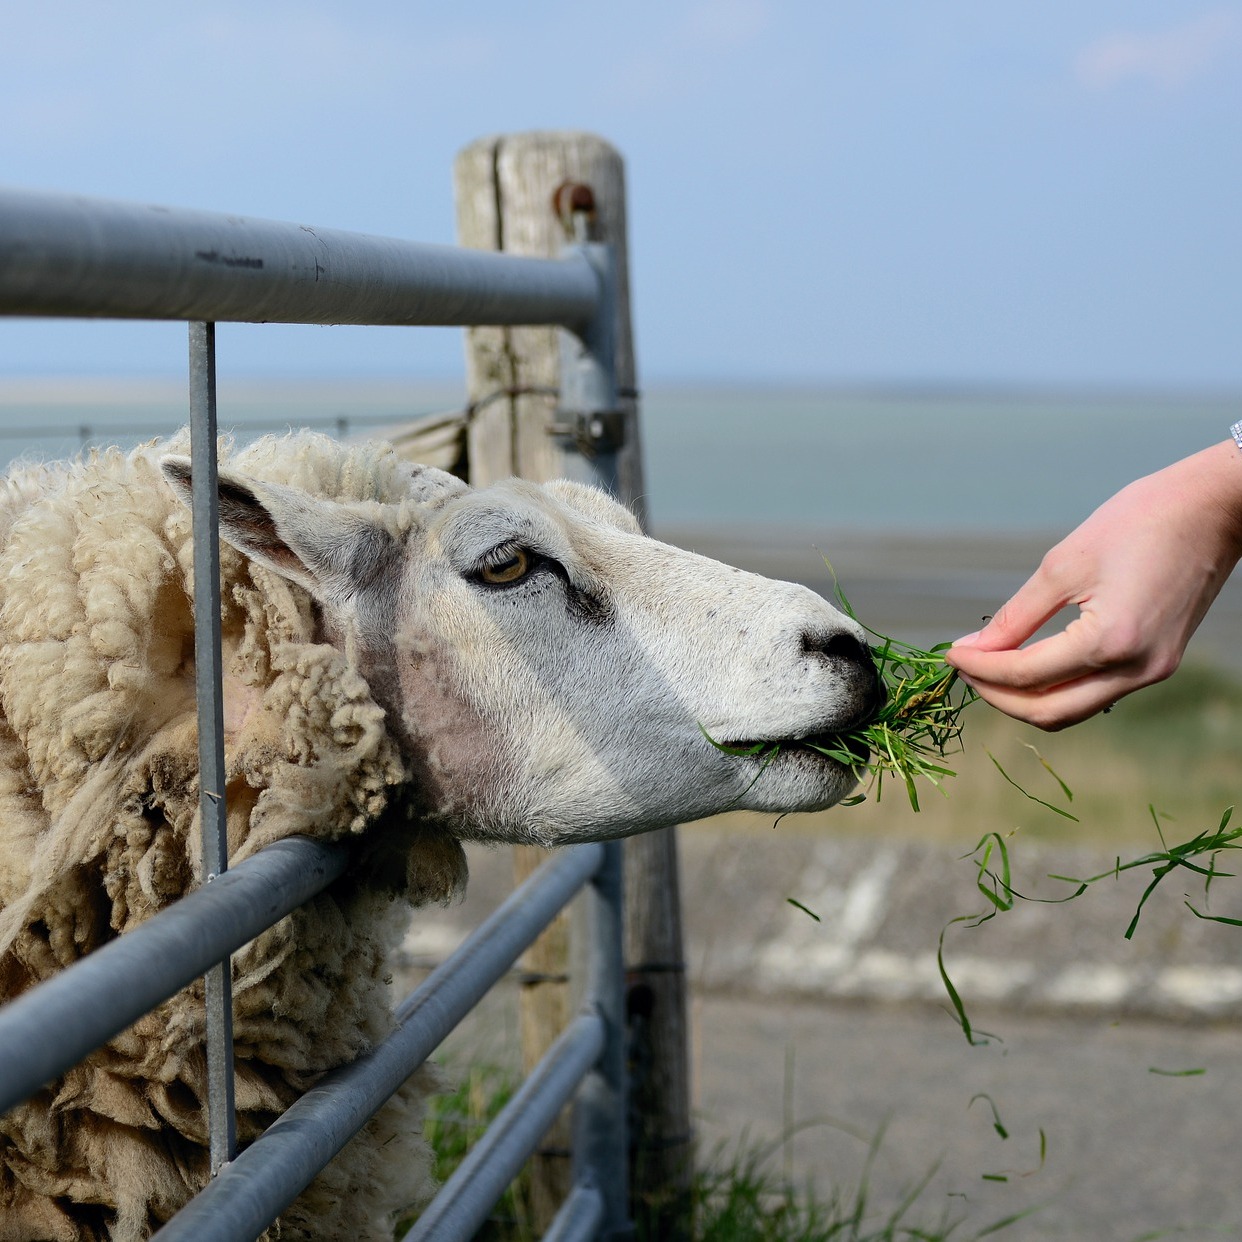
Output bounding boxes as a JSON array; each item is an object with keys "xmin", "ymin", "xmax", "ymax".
[
  {"xmin": 937, "ymin": 917, "xmax": 1002, "ymax": 1047},
  {"xmin": 986, "ymin": 750, "xmax": 1079, "ymax": 822},
  {"xmin": 1184, "ymin": 901, "xmax": 1242, "ymax": 928},
  {"xmin": 969, "ymin": 1092, "xmax": 1009, "ymax": 1140},
  {"xmin": 1020, "ymin": 742, "xmax": 1073, "ymax": 802},
  {"xmin": 936, "ymin": 921, "xmax": 977, "ymax": 1045},
  {"xmin": 1149, "ymin": 802, "xmax": 1170, "ymax": 848},
  {"xmin": 787, "ymin": 897, "xmax": 821, "ymax": 922},
  {"xmin": 968, "ymin": 833, "xmax": 1015, "ymax": 912},
  {"xmin": 1124, "ymin": 867, "xmax": 1171, "ymax": 939}
]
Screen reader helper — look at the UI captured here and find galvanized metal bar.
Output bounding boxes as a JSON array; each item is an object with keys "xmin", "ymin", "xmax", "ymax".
[
  {"xmin": 187, "ymin": 320, "xmax": 237, "ymax": 1173},
  {"xmin": 0, "ymin": 187, "xmax": 600, "ymax": 327},
  {"xmin": 542, "ymin": 1184, "xmax": 605, "ymax": 1242},
  {"xmin": 573, "ymin": 839, "xmax": 631, "ymax": 1239},
  {"xmin": 153, "ymin": 842, "xmax": 605, "ymax": 1242},
  {"xmin": 555, "ymin": 240, "xmax": 621, "ymax": 493},
  {"xmin": 405, "ymin": 1012, "xmax": 606, "ymax": 1242},
  {"xmin": 0, "ymin": 836, "xmax": 350, "ymax": 1117}
]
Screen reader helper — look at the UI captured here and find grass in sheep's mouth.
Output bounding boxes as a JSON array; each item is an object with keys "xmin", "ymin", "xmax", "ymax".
[
  {"xmin": 704, "ymin": 573, "xmax": 977, "ymax": 812},
  {"xmin": 808, "ymin": 635, "xmax": 976, "ymax": 812}
]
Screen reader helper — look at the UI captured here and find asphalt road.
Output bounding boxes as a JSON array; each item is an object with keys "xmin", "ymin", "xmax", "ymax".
[
  {"xmin": 434, "ymin": 980, "xmax": 1242, "ymax": 1242},
  {"xmin": 413, "ymin": 837, "xmax": 1242, "ymax": 1241},
  {"xmin": 691, "ymin": 993, "xmax": 1242, "ymax": 1242}
]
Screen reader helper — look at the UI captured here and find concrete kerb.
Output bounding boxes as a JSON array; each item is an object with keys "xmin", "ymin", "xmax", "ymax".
[
  {"xmin": 399, "ymin": 830, "xmax": 1242, "ymax": 1026},
  {"xmin": 678, "ymin": 828, "xmax": 1242, "ymax": 1023}
]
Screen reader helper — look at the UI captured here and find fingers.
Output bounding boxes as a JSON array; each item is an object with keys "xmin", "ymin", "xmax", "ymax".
[
  {"xmin": 946, "ymin": 628, "xmax": 1096, "ymax": 692},
  {"xmin": 946, "ymin": 597, "xmax": 1157, "ymax": 729},
  {"xmin": 947, "ymin": 608, "xmax": 1164, "ymax": 728},
  {"xmin": 954, "ymin": 667, "xmax": 1137, "ymax": 731},
  {"xmin": 952, "ymin": 566, "xmax": 1071, "ymax": 654},
  {"xmin": 949, "ymin": 614, "xmax": 1184, "ymax": 729}
]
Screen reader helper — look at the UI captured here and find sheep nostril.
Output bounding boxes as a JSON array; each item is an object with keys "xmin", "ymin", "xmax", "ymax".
[
  {"xmin": 823, "ymin": 633, "xmax": 868, "ymax": 663},
  {"xmin": 804, "ymin": 631, "xmax": 886, "ymax": 723},
  {"xmin": 803, "ymin": 631, "xmax": 870, "ymax": 668}
]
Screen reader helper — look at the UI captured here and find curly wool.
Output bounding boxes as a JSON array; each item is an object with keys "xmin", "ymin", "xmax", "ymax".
[{"xmin": 0, "ymin": 432, "xmax": 467, "ymax": 1241}]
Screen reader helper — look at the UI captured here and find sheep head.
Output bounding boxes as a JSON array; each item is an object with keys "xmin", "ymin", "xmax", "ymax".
[{"xmin": 162, "ymin": 455, "xmax": 881, "ymax": 847}]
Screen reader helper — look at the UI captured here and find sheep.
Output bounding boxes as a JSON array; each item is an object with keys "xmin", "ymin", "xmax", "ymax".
[{"xmin": 0, "ymin": 430, "xmax": 881, "ymax": 1241}]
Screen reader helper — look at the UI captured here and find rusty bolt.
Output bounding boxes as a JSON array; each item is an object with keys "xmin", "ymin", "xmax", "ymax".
[{"xmin": 552, "ymin": 180, "xmax": 597, "ymax": 230}]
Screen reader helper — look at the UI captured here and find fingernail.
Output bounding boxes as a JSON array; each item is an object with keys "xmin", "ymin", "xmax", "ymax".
[{"xmin": 951, "ymin": 630, "xmax": 981, "ymax": 648}]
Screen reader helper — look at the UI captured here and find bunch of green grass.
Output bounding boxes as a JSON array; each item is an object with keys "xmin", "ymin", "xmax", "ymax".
[
  {"xmin": 780, "ymin": 567, "xmax": 975, "ymax": 811},
  {"xmin": 821, "ymin": 571, "xmax": 977, "ymax": 811},
  {"xmin": 704, "ymin": 576, "xmax": 976, "ymax": 812},
  {"xmin": 808, "ymin": 633, "xmax": 977, "ymax": 812}
]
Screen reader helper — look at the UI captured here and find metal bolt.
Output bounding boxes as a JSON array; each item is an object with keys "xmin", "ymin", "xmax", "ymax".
[{"xmin": 552, "ymin": 181, "xmax": 597, "ymax": 239}]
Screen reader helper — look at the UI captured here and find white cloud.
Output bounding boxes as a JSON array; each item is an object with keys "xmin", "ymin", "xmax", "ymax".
[{"xmin": 1075, "ymin": 9, "xmax": 1242, "ymax": 90}]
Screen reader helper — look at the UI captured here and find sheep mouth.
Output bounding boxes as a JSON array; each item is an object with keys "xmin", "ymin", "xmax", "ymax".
[{"xmin": 723, "ymin": 730, "xmax": 871, "ymax": 768}]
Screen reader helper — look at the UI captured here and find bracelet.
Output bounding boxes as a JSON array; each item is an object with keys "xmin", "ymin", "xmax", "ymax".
[{"xmin": 1232, "ymin": 420, "xmax": 1242, "ymax": 452}]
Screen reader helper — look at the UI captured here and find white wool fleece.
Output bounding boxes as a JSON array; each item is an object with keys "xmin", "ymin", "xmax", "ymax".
[{"xmin": 0, "ymin": 432, "xmax": 463, "ymax": 1242}]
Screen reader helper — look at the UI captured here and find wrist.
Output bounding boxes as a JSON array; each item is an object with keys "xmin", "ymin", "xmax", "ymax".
[{"xmin": 1197, "ymin": 438, "xmax": 1242, "ymax": 562}]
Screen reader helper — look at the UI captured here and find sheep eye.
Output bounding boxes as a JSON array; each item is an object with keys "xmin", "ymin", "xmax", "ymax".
[{"xmin": 478, "ymin": 548, "xmax": 532, "ymax": 585}]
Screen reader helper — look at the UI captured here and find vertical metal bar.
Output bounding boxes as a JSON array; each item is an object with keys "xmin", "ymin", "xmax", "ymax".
[
  {"xmin": 542, "ymin": 1184, "xmax": 605, "ymax": 1242},
  {"xmin": 573, "ymin": 840, "xmax": 632, "ymax": 1239},
  {"xmin": 556, "ymin": 240, "xmax": 621, "ymax": 494},
  {"xmin": 187, "ymin": 320, "xmax": 237, "ymax": 1172}
]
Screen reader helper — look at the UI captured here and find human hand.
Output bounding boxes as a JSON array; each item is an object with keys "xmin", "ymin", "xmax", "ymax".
[{"xmin": 945, "ymin": 440, "xmax": 1242, "ymax": 730}]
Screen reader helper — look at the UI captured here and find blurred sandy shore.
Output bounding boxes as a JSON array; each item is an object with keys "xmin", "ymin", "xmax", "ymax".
[{"xmin": 656, "ymin": 522, "xmax": 1242, "ymax": 674}]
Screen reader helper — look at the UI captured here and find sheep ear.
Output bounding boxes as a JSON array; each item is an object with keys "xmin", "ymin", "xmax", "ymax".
[{"xmin": 160, "ymin": 455, "xmax": 397, "ymax": 604}]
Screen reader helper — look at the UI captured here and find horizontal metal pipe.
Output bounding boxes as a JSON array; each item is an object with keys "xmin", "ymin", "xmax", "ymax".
[
  {"xmin": 543, "ymin": 1184, "xmax": 606, "ymax": 1242},
  {"xmin": 405, "ymin": 1012, "xmax": 605, "ymax": 1242},
  {"xmin": 0, "ymin": 836, "xmax": 350, "ymax": 1117},
  {"xmin": 0, "ymin": 187, "xmax": 600, "ymax": 327},
  {"xmin": 154, "ymin": 842, "xmax": 604, "ymax": 1242}
]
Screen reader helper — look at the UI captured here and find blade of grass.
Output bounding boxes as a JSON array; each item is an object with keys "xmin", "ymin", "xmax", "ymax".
[{"xmin": 985, "ymin": 751, "xmax": 1079, "ymax": 822}]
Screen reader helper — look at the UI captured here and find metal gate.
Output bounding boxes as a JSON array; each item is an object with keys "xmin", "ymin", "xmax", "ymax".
[{"xmin": 0, "ymin": 185, "xmax": 632, "ymax": 1240}]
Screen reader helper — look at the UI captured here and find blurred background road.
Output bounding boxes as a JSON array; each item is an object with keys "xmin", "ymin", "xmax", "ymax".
[{"xmin": 406, "ymin": 823, "xmax": 1242, "ymax": 1242}]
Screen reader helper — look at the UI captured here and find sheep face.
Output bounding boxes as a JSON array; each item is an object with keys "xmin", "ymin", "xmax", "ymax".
[{"xmin": 163, "ymin": 458, "xmax": 882, "ymax": 847}]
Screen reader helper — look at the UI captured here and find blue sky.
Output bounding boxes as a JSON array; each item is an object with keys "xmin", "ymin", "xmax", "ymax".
[{"xmin": 2, "ymin": 1, "xmax": 1239, "ymax": 389}]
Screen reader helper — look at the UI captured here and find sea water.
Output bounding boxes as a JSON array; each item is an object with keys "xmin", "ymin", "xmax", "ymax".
[
  {"xmin": 0, "ymin": 378, "xmax": 1236, "ymax": 538},
  {"xmin": 641, "ymin": 385, "xmax": 1240, "ymax": 537}
]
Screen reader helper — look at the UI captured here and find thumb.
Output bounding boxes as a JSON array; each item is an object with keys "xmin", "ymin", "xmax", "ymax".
[{"xmin": 955, "ymin": 570, "xmax": 1070, "ymax": 655}]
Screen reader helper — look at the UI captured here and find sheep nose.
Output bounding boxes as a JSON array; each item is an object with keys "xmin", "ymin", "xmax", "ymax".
[{"xmin": 803, "ymin": 631, "xmax": 886, "ymax": 728}]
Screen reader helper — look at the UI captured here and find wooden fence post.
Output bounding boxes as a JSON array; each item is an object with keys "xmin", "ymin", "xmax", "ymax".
[{"xmin": 454, "ymin": 130, "xmax": 693, "ymax": 1236}]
